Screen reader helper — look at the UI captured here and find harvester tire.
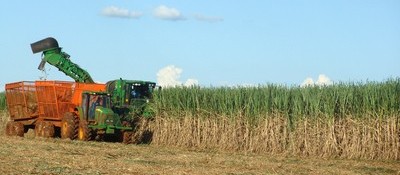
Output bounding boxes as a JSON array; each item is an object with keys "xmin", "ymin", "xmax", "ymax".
[
  {"xmin": 42, "ymin": 122, "xmax": 55, "ymax": 138},
  {"xmin": 35, "ymin": 121, "xmax": 44, "ymax": 137},
  {"xmin": 61, "ymin": 112, "xmax": 78, "ymax": 140},
  {"xmin": 122, "ymin": 131, "xmax": 133, "ymax": 144},
  {"xmin": 13, "ymin": 122, "xmax": 24, "ymax": 137},
  {"xmin": 78, "ymin": 120, "xmax": 91, "ymax": 141}
]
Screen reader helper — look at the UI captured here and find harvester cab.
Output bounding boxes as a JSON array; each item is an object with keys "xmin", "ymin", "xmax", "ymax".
[
  {"xmin": 75, "ymin": 91, "xmax": 132, "ymax": 141},
  {"xmin": 106, "ymin": 79, "xmax": 156, "ymax": 118}
]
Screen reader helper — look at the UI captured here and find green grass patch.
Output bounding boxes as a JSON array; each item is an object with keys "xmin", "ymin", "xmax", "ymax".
[{"xmin": 0, "ymin": 92, "xmax": 5, "ymax": 110}]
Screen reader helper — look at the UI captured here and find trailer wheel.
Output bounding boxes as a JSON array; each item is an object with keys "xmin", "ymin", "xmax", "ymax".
[
  {"xmin": 61, "ymin": 112, "xmax": 78, "ymax": 140},
  {"xmin": 35, "ymin": 121, "xmax": 44, "ymax": 137},
  {"xmin": 5, "ymin": 121, "xmax": 15, "ymax": 136},
  {"xmin": 78, "ymin": 120, "xmax": 91, "ymax": 141},
  {"xmin": 14, "ymin": 122, "xmax": 24, "ymax": 137},
  {"xmin": 42, "ymin": 122, "xmax": 55, "ymax": 138},
  {"xmin": 6, "ymin": 121, "xmax": 24, "ymax": 137}
]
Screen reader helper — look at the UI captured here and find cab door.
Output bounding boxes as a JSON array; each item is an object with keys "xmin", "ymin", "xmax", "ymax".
[
  {"xmin": 81, "ymin": 93, "xmax": 90, "ymax": 121},
  {"xmin": 81, "ymin": 93, "xmax": 100, "ymax": 121}
]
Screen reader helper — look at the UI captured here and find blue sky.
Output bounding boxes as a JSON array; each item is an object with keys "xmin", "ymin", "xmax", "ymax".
[{"xmin": 0, "ymin": 1, "xmax": 399, "ymax": 89}]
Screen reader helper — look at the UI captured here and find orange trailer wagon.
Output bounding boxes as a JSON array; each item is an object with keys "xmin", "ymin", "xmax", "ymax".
[{"xmin": 5, "ymin": 80, "xmax": 105, "ymax": 136}]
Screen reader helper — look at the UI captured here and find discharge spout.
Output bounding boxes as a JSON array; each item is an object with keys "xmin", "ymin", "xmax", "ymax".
[
  {"xmin": 31, "ymin": 37, "xmax": 95, "ymax": 83},
  {"xmin": 31, "ymin": 37, "xmax": 60, "ymax": 54}
]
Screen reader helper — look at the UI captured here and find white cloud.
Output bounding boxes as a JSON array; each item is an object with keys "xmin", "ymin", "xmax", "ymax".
[
  {"xmin": 154, "ymin": 5, "xmax": 185, "ymax": 21},
  {"xmin": 315, "ymin": 74, "xmax": 333, "ymax": 86},
  {"xmin": 156, "ymin": 65, "xmax": 198, "ymax": 88},
  {"xmin": 184, "ymin": 79, "xmax": 199, "ymax": 87},
  {"xmin": 194, "ymin": 14, "xmax": 223, "ymax": 23},
  {"xmin": 301, "ymin": 78, "xmax": 314, "ymax": 87},
  {"xmin": 301, "ymin": 74, "xmax": 333, "ymax": 87},
  {"xmin": 157, "ymin": 65, "xmax": 182, "ymax": 87},
  {"xmin": 101, "ymin": 5, "xmax": 224, "ymax": 23},
  {"xmin": 102, "ymin": 6, "xmax": 142, "ymax": 19}
]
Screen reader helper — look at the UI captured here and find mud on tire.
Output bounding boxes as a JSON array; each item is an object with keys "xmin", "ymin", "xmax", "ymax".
[
  {"xmin": 35, "ymin": 121, "xmax": 55, "ymax": 138},
  {"xmin": 78, "ymin": 120, "xmax": 92, "ymax": 141},
  {"xmin": 13, "ymin": 122, "xmax": 24, "ymax": 137},
  {"xmin": 61, "ymin": 112, "xmax": 78, "ymax": 140},
  {"xmin": 42, "ymin": 122, "xmax": 55, "ymax": 138},
  {"xmin": 6, "ymin": 121, "xmax": 24, "ymax": 137},
  {"xmin": 5, "ymin": 121, "xmax": 14, "ymax": 136}
]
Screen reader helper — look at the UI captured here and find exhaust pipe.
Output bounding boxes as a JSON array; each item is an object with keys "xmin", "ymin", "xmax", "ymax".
[{"xmin": 30, "ymin": 37, "xmax": 59, "ymax": 54}]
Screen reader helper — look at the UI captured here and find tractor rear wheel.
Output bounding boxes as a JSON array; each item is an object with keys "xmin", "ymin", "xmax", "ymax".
[
  {"xmin": 61, "ymin": 112, "xmax": 78, "ymax": 140},
  {"xmin": 78, "ymin": 120, "xmax": 92, "ymax": 141},
  {"xmin": 42, "ymin": 122, "xmax": 55, "ymax": 138}
]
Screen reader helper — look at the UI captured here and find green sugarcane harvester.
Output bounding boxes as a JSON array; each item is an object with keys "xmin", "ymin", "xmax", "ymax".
[{"xmin": 31, "ymin": 37, "xmax": 157, "ymax": 121}]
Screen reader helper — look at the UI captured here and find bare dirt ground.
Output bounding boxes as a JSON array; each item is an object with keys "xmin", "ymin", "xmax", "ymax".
[{"xmin": 0, "ymin": 134, "xmax": 399, "ymax": 175}]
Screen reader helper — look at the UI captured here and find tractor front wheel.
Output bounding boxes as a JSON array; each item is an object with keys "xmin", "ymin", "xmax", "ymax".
[
  {"xmin": 78, "ymin": 120, "xmax": 92, "ymax": 141},
  {"xmin": 61, "ymin": 112, "xmax": 78, "ymax": 140}
]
